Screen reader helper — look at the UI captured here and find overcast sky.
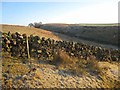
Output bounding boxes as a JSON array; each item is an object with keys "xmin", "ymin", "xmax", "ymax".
[{"xmin": 1, "ymin": 0, "xmax": 119, "ymax": 26}]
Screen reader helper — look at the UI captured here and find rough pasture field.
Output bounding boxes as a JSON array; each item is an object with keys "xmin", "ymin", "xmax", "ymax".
[
  {"xmin": 1, "ymin": 24, "xmax": 118, "ymax": 49},
  {"xmin": 1, "ymin": 24, "xmax": 61, "ymax": 41},
  {"xmin": 2, "ymin": 51, "xmax": 119, "ymax": 88},
  {"xmin": 1, "ymin": 47, "xmax": 120, "ymax": 88},
  {"xmin": 1, "ymin": 24, "xmax": 119, "ymax": 88},
  {"xmin": 40, "ymin": 23, "xmax": 118, "ymax": 46}
]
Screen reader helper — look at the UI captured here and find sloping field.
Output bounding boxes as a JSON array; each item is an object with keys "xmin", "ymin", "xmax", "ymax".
[
  {"xmin": 41, "ymin": 23, "xmax": 118, "ymax": 46},
  {"xmin": 1, "ymin": 24, "xmax": 118, "ymax": 49},
  {"xmin": 1, "ymin": 51, "xmax": 119, "ymax": 88},
  {"xmin": 1, "ymin": 24, "xmax": 119, "ymax": 88},
  {"xmin": 1, "ymin": 24, "xmax": 61, "ymax": 41}
]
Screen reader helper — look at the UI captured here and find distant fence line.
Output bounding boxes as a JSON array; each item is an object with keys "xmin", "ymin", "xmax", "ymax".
[{"xmin": 2, "ymin": 32, "xmax": 119, "ymax": 62}]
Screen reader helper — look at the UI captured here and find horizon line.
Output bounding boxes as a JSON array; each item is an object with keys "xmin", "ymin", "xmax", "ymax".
[{"xmin": 1, "ymin": 23, "xmax": 118, "ymax": 26}]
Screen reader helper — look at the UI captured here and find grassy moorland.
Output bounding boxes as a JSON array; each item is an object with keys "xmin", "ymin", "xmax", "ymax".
[
  {"xmin": 1, "ymin": 24, "xmax": 118, "ymax": 49},
  {"xmin": 1, "ymin": 24, "xmax": 61, "ymax": 41},
  {"xmin": 40, "ymin": 23, "xmax": 118, "ymax": 46},
  {"xmin": 1, "ymin": 24, "xmax": 119, "ymax": 88},
  {"xmin": 1, "ymin": 50, "xmax": 119, "ymax": 88}
]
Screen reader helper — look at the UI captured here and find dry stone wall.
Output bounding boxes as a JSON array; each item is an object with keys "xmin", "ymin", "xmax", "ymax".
[{"xmin": 1, "ymin": 32, "xmax": 119, "ymax": 62}]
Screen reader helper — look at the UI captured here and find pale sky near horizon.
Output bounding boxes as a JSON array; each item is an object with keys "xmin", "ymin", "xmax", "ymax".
[{"xmin": 1, "ymin": 0, "xmax": 119, "ymax": 26}]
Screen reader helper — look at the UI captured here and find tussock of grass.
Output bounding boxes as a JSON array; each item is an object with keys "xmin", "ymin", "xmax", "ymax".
[
  {"xmin": 98, "ymin": 73, "xmax": 120, "ymax": 88},
  {"xmin": 85, "ymin": 59, "xmax": 102, "ymax": 74},
  {"xmin": 52, "ymin": 49, "xmax": 102, "ymax": 76},
  {"xmin": 52, "ymin": 49, "xmax": 74, "ymax": 66},
  {"xmin": 98, "ymin": 67, "xmax": 120, "ymax": 88}
]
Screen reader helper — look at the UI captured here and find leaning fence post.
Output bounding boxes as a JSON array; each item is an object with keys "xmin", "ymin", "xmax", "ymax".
[{"xmin": 26, "ymin": 35, "xmax": 30, "ymax": 59}]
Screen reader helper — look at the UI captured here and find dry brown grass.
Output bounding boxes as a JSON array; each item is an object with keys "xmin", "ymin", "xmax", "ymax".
[
  {"xmin": 2, "ymin": 52, "xmax": 30, "ymax": 76},
  {"xmin": 2, "ymin": 52, "xmax": 30, "ymax": 88},
  {"xmin": 86, "ymin": 59, "xmax": 102, "ymax": 74},
  {"xmin": 98, "ymin": 62, "xmax": 120, "ymax": 88},
  {"xmin": 52, "ymin": 50, "xmax": 120, "ymax": 88},
  {"xmin": 52, "ymin": 49, "xmax": 74, "ymax": 65},
  {"xmin": 98, "ymin": 71, "xmax": 120, "ymax": 88},
  {"xmin": 52, "ymin": 49, "xmax": 102, "ymax": 76},
  {"xmin": 2, "ymin": 51, "xmax": 119, "ymax": 88},
  {"xmin": 1, "ymin": 24, "xmax": 61, "ymax": 41}
]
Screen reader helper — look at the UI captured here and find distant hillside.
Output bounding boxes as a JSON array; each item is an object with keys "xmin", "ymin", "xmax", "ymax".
[
  {"xmin": 1, "ymin": 24, "xmax": 61, "ymax": 41},
  {"xmin": 1, "ymin": 24, "xmax": 118, "ymax": 49},
  {"xmin": 40, "ymin": 23, "xmax": 118, "ymax": 46}
]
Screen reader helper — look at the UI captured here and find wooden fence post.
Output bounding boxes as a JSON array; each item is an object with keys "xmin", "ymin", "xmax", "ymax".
[{"xmin": 26, "ymin": 36, "xmax": 30, "ymax": 59}]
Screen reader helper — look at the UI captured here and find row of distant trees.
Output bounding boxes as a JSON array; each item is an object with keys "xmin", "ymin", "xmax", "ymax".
[{"xmin": 28, "ymin": 22, "xmax": 42, "ymax": 28}]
